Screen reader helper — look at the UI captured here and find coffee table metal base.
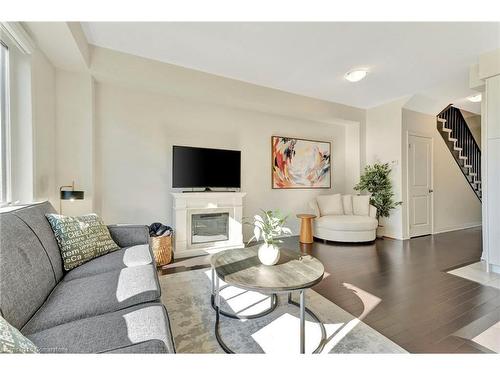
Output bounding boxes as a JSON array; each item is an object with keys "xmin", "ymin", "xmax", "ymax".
[
  {"xmin": 210, "ymin": 286, "xmax": 279, "ymax": 319},
  {"xmin": 211, "ymin": 271, "xmax": 326, "ymax": 354}
]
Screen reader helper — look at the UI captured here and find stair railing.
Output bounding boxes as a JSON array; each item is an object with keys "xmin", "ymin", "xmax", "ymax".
[{"xmin": 437, "ymin": 105, "xmax": 481, "ymax": 201}]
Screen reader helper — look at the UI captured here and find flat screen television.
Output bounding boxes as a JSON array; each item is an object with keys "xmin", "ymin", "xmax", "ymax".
[{"xmin": 172, "ymin": 145, "xmax": 241, "ymax": 189}]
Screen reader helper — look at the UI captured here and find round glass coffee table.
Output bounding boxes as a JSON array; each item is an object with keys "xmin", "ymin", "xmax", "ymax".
[{"xmin": 210, "ymin": 245, "xmax": 326, "ymax": 354}]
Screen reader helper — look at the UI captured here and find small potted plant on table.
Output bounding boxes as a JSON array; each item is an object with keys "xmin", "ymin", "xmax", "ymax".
[{"xmin": 247, "ymin": 210, "xmax": 291, "ymax": 266}]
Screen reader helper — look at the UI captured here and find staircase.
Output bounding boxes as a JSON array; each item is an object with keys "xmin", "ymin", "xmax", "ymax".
[{"xmin": 437, "ymin": 105, "xmax": 482, "ymax": 201}]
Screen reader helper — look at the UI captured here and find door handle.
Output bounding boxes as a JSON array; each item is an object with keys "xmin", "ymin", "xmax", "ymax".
[{"xmin": 429, "ymin": 189, "xmax": 434, "ymax": 193}]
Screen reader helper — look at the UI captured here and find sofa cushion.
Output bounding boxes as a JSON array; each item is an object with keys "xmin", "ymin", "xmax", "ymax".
[
  {"xmin": 27, "ymin": 303, "xmax": 174, "ymax": 353},
  {"xmin": 316, "ymin": 194, "xmax": 343, "ymax": 216},
  {"xmin": 46, "ymin": 213, "xmax": 120, "ymax": 271},
  {"xmin": 21, "ymin": 264, "xmax": 160, "ymax": 335},
  {"xmin": 342, "ymin": 195, "xmax": 353, "ymax": 215},
  {"xmin": 107, "ymin": 225, "xmax": 150, "ymax": 248},
  {"xmin": 12, "ymin": 202, "xmax": 64, "ymax": 282},
  {"xmin": 353, "ymin": 195, "xmax": 371, "ymax": 216},
  {"xmin": 0, "ymin": 213, "xmax": 56, "ymax": 329},
  {"xmin": 0, "ymin": 316, "xmax": 39, "ymax": 353},
  {"xmin": 63, "ymin": 244, "xmax": 153, "ymax": 281},
  {"xmin": 314, "ymin": 215, "xmax": 378, "ymax": 231}
]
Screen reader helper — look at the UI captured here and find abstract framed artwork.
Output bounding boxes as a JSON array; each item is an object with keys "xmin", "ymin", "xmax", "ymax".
[{"xmin": 272, "ymin": 136, "xmax": 331, "ymax": 189}]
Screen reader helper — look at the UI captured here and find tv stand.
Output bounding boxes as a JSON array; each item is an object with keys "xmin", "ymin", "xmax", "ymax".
[
  {"xmin": 182, "ymin": 188, "xmax": 210, "ymax": 193},
  {"xmin": 181, "ymin": 188, "xmax": 239, "ymax": 193}
]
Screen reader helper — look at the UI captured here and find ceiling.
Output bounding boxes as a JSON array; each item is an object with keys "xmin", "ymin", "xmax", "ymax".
[{"xmin": 82, "ymin": 22, "xmax": 500, "ymax": 110}]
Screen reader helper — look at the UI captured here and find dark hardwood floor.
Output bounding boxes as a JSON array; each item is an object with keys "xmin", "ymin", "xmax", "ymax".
[{"xmin": 159, "ymin": 227, "xmax": 500, "ymax": 353}]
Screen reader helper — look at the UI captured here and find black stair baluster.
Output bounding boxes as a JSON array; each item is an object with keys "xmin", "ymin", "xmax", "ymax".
[{"xmin": 436, "ymin": 105, "xmax": 481, "ymax": 202}]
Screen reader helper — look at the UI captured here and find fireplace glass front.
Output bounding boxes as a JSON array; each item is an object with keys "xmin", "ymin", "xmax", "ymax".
[{"xmin": 191, "ymin": 212, "xmax": 229, "ymax": 244}]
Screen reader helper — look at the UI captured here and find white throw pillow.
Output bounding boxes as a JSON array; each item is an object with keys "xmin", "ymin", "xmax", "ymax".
[
  {"xmin": 342, "ymin": 195, "xmax": 353, "ymax": 215},
  {"xmin": 353, "ymin": 195, "xmax": 370, "ymax": 216},
  {"xmin": 316, "ymin": 194, "xmax": 344, "ymax": 216},
  {"xmin": 309, "ymin": 199, "xmax": 321, "ymax": 218}
]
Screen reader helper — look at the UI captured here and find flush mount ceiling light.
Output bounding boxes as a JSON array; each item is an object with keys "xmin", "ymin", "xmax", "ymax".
[
  {"xmin": 467, "ymin": 93, "xmax": 482, "ymax": 103},
  {"xmin": 344, "ymin": 69, "xmax": 368, "ymax": 82}
]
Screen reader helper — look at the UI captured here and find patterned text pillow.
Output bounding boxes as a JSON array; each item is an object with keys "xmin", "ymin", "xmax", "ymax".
[
  {"xmin": 0, "ymin": 316, "xmax": 38, "ymax": 353},
  {"xmin": 46, "ymin": 214, "xmax": 120, "ymax": 271}
]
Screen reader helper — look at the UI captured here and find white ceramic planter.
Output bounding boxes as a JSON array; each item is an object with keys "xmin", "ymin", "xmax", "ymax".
[
  {"xmin": 258, "ymin": 243, "xmax": 280, "ymax": 266},
  {"xmin": 376, "ymin": 225, "xmax": 384, "ymax": 238}
]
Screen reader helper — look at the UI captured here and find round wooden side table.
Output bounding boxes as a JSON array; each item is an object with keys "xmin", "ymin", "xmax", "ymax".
[{"xmin": 296, "ymin": 213, "xmax": 316, "ymax": 244}]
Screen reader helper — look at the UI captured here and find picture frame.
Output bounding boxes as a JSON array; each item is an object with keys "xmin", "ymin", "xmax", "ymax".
[{"xmin": 271, "ymin": 135, "xmax": 331, "ymax": 189}]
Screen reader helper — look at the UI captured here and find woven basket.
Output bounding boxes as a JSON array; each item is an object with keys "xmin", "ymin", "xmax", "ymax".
[{"xmin": 151, "ymin": 235, "xmax": 173, "ymax": 266}]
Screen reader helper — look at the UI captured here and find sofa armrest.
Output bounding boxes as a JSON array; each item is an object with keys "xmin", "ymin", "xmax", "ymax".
[
  {"xmin": 107, "ymin": 224, "xmax": 150, "ymax": 248},
  {"xmin": 369, "ymin": 205, "xmax": 378, "ymax": 219},
  {"xmin": 309, "ymin": 199, "xmax": 321, "ymax": 218}
]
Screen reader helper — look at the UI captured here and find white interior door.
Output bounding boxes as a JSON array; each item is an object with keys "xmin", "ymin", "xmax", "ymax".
[{"xmin": 408, "ymin": 135, "xmax": 433, "ymax": 237}]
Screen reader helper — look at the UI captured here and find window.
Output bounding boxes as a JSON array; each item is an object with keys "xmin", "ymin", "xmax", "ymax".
[{"xmin": 0, "ymin": 40, "xmax": 9, "ymax": 204}]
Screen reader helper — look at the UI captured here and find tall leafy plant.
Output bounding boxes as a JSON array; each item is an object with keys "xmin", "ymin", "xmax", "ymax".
[{"xmin": 354, "ymin": 163, "xmax": 401, "ymax": 219}]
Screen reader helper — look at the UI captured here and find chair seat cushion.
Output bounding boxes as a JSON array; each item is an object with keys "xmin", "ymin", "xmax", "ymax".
[
  {"xmin": 63, "ymin": 244, "xmax": 153, "ymax": 281},
  {"xmin": 314, "ymin": 215, "xmax": 378, "ymax": 231},
  {"xmin": 27, "ymin": 303, "xmax": 174, "ymax": 353},
  {"xmin": 21, "ymin": 264, "xmax": 160, "ymax": 335}
]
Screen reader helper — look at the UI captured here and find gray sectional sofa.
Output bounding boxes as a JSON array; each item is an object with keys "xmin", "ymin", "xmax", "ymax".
[{"xmin": 0, "ymin": 201, "xmax": 175, "ymax": 353}]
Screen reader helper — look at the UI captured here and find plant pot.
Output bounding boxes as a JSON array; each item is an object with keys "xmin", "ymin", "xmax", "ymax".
[
  {"xmin": 376, "ymin": 225, "xmax": 384, "ymax": 239},
  {"xmin": 258, "ymin": 243, "xmax": 280, "ymax": 266}
]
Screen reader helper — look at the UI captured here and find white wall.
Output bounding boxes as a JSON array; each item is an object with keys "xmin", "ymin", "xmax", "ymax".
[
  {"xmin": 470, "ymin": 47, "xmax": 500, "ymax": 271},
  {"xmin": 55, "ymin": 70, "xmax": 94, "ymax": 215},
  {"xmin": 8, "ymin": 23, "xmax": 491, "ymax": 252},
  {"xmin": 20, "ymin": 34, "xmax": 484, "ymax": 246},
  {"xmin": 365, "ymin": 99, "xmax": 406, "ymax": 239},
  {"xmin": 484, "ymin": 74, "xmax": 500, "ymax": 270},
  {"xmin": 402, "ymin": 109, "xmax": 482, "ymax": 235},
  {"xmin": 31, "ymin": 49, "xmax": 57, "ymax": 206},
  {"xmin": 344, "ymin": 123, "xmax": 361, "ymax": 194},
  {"xmin": 95, "ymin": 82, "xmax": 351, "ymax": 240},
  {"xmin": 37, "ymin": 46, "xmax": 364, "ymax": 236},
  {"xmin": 90, "ymin": 46, "xmax": 366, "ymax": 136}
]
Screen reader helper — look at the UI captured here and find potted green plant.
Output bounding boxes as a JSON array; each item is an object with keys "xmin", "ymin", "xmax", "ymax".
[
  {"xmin": 246, "ymin": 210, "xmax": 291, "ymax": 265},
  {"xmin": 354, "ymin": 163, "xmax": 402, "ymax": 236}
]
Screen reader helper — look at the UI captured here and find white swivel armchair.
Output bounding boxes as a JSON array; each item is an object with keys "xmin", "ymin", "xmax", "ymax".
[{"xmin": 309, "ymin": 194, "xmax": 378, "ymax": 243}]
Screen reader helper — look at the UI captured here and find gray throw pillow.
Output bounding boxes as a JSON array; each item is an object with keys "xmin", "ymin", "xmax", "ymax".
[
  {"xmin": 0, "ymin": 316, "xmax": 38, "ymax": 353},
  {"xmin": 46, "ymin": 213, "xmax": 120, "ymax": 271}
]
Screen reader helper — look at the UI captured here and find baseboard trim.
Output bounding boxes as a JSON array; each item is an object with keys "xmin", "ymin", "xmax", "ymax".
[
  {"xmin": 433, "ymin": 223, "xmax": 482, "ymax": 235},
  {"xmin": 381, "ymin": 235, "xmax": 404, "ymax": 240},
  {"xmin": 490, "ymin": 264, "xmax": 500, "ymax": 274}
]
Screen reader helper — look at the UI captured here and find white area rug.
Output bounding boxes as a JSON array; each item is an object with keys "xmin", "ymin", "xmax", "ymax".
[{"xmin": 160, "ymin": 268, "xmax": 406, "ymax": 354}]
